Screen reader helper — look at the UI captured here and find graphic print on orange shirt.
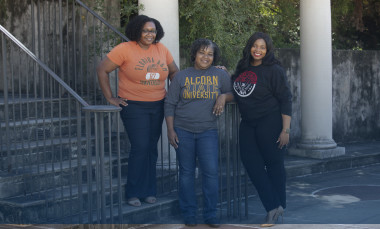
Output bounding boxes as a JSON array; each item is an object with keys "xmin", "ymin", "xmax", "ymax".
[{"xmin": 135, "ymin": 57, "xmax": 168, "ymax": 86}]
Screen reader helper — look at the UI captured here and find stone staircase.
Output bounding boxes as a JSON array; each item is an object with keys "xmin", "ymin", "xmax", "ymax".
[
  {"xmin": 0, "ymin": 96, "xmax": 130, "ymax": 223},
  {"xmin": 0, "ymin": 96, "xmax": 181, "ymax": 224}
]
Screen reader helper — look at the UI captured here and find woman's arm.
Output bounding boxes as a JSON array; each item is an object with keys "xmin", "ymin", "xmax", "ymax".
[
  {"xmin": 165, "ymin": 116, "xmax": 179, "ymax": 149},
  {"xmin": 213, "ymin": 92, "xmax": 234, "ymax": 116},
  {"xmin": 167, "ymin": 61, "xmax": 179, "ymax": 81},
  {"xmin": 97, "ymin": 57, "xmax": 127, "ymax": 107},
  {"xmin": 277, "ymin": 114, "xmax": 291, "ymax": 149}
]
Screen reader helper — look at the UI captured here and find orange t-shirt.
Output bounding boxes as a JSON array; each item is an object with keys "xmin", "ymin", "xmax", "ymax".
[{"xmin": 107, "ymin": 41, "xmax": 174, "ymax": 101}]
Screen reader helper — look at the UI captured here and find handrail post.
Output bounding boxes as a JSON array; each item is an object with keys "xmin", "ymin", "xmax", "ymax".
[
  {"xmin": 98, "ymin": 112, "xmax": 106, "ymax": 223},
  {"xmin": 83, "ymin": 105, "xmax": 121, "ymax": 223},
  {"xmin": 85, "ymin": 111, "xmax": 93, "ymax": 223},
  {"xmin": 1, "ymin": 33, "xmax": 11, "ymax": 172}
]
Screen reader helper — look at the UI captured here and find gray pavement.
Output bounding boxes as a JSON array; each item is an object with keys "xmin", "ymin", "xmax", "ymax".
[
  {"xmin": 139, "ymin": 224, "xmax": 380, "ymax": 229},
  {"xmin": 141, "ymin": 163, "xmax": 380, "ymax": 229},
  {"xmin": 242, "ymin": 163, "xmax": 380, "ymax": 225}
]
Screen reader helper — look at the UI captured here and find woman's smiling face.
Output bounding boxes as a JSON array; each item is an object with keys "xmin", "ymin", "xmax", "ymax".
[
  {"xmin": 138, "ymin": 21, "xmax": 157, "ymax": 49},
  {"xmin": 250, "ymin": 38, "xmax": 267, "ymax": 66},
  {"xmin": 194, "ymin": 45, "xmax": 214, "ymax": 70}
]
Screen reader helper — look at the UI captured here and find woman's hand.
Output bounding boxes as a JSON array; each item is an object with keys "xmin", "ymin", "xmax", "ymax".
[
  {"xmin": 277, "ymin": 131, "xmax": 289, "ymax": 149},
  {"xmin": 215, "ymin": 65, "xmax": 228, "ymax": 71},
  {"xmin": 108, "ymin": 97, "xmax": 128, "ymax": 107},
  {"xmin": 277, "ymin": 114, "xmax": 291, "ymax": 149},
  {"xmin": 213, "ymin": 94, "xmax": 226, "ymax": 116},
  {"xmin": 167, "ymin": 128, "xmax": 179, "ymax": 149}
]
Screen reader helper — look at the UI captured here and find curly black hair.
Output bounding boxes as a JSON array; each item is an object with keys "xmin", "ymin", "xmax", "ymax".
[
  {"xmin": 125, "ymin": 15, "xmax": 164, "ymax": 43},
  {"xmin": 190, "ymin": 38, "xmax": 221, "ymax": 65},
  {"xmin": 232, "ymin": 32, "xmax": 281, "ymax": 80}
]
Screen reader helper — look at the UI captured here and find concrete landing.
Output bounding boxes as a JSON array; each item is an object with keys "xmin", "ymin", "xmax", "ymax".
[{"xmin": 139, "ymin": 159, "xmax": 380, "ymax": 228}]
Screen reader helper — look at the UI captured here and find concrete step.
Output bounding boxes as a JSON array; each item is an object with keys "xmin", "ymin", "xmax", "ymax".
[
  {"xmin": 0, "ymin": 136, "xmax": 97, "ymax": 171},
  {"xmin": 48, "ymin": 194, "xmax": 181, "ymax": 225},
  {"xmin": 0, "ymin": 97, "xmax": 77, "ymax": 123},
  {"xmin": 0, "ymin": 153, "xmax": 129, "ymax": 199},
  {"xmin": 0, "ymin": 177, "xmax": 128, "ymax": 224},
  {"xmin": 284, "ymin": 141, "xmax": 380, "ymax": 177},
  {"xmin": 0, "ymin": 167, "xmax": 178, "ymax": 224},
  {"xmin": 0, "ymin": 131, "xmax": 130, "ymax": 171},
  {"xmin": 0, "ymin": 116, "xmax": 83, "ymax": 143}
]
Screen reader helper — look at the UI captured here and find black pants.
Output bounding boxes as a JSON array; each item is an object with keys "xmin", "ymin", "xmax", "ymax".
[
  {"xmin": 239, "ymin": 111, "xmax": 286, "ymax": 212},
  {"xmin": 119, "ymin": 99, "xmax": 164, "ymax": 199}
]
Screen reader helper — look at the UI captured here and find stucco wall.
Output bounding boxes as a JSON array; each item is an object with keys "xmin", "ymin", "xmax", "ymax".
[
  {"xmin": 277, "ymin": 49, "xmax": 380, "ymax": 144},
  {"xmin": 332, "ymin": 50, "xmax": 380, "ymax": 142}
]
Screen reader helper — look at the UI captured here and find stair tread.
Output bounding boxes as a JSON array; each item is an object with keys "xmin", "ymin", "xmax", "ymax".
[
  {"xmin": 0, "ymin": 97, "xmax": 63, "ymax": 105},
  {"xmin": 0, "ymin": 177, "xmax": 128, "ymax": 206},
  {"xmin": 0, "ymin": 154, "xmax": 128, "ymax": 179},
  {"xmin": 0, "ymin": 116, "xmax": 78, "ymax": 128},
  {"xmin": 0, "ymin": 135, "xmax": 95, "ymax": 151}
]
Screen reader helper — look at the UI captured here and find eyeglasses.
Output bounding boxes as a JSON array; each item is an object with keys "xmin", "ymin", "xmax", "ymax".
[{"xmin": 142, "ymin": 29, "xmax": 157, "ymax": 34}]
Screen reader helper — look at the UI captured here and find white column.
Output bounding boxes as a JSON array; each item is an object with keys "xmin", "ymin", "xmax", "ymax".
[
  {"xmin": 138, "ymin": 0, "xmax": 179, "ymax": 166},
  {"xmin": 289, "ymin": 0, "xmax": 345, "ymax": 159},
  {"xmin": 138, "ymin": 0, "xmax": 180, "ymax": 66}
]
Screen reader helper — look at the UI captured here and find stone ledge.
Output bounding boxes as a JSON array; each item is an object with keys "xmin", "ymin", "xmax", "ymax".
[{"xmin": 288, "ymin": 146, "xmax": 346, "ymax": 159}]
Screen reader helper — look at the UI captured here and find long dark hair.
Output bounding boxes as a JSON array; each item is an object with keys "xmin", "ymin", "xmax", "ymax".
[
  {"xmin": 232, "ymin": 32, "xmax": 280, "ymax": 80},
  {"xmin": 125, "ymin": 15, "xmax": 164, "ymax": 43}
]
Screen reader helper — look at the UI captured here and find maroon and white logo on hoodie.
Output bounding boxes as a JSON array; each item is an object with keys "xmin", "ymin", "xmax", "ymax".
[{"xmin": 233, "ymin": 71, "xmax": 257, "ymax": 97}]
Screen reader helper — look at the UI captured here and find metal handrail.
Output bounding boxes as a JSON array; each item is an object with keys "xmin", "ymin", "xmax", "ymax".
[
  {"xmin": 1, "ymin": 25, "xmax": 88, "ymax": 107},
  {"xmin": 1, "ymin": 21, "xmax": 122, "ymax": 223},
  {"xmin": 75, "ymin": 0, "xmax": 130, "ymax": 42},
  {"xmin": 0, "ymin": 24, "xmax": 120, "ymax": 113}
]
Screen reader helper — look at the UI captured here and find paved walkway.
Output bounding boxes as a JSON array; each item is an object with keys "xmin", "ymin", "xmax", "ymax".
[
  {"xmin": 138, "ymin": 224, "xmax": 380, "ymax": 229},
  {"xmin": 0, "ymin": 224, "xmax": 379, "ymax": 229},
  {"xmin": 141, "ymin": 162, "xmax": 380, "ymax": 229}
]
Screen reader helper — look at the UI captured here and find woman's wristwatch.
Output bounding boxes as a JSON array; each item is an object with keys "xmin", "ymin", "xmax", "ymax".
[{"xmin": 283, "ymin": 128, "xmax": 290, "ymax": 134}]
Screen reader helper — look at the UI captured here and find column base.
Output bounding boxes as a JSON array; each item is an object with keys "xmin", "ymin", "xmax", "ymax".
[{"xmin": 288, "ymin": 146, "xmax": 345, "ymax": 159}]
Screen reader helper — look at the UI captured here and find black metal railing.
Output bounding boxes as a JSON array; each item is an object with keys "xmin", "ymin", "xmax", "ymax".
[
  {"xmin": 1, "ymin": 23, "xmax": 123, "ymax": 224},
  {"xmin": 0, "ymin": 0, "xmax": 249, "ymax": 224}
]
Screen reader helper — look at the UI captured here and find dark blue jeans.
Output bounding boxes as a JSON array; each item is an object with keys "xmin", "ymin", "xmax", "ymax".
[
  {"xmin": 239, "ymin": 110, "xmax": 286, "ymax": 212},
  {"xmin": 175, "ymin": 127, "xmax": 219, "ymax": 222},
  {"xmin": 119, "ymin": 99, "xmax": 164, "ymax": 199}
]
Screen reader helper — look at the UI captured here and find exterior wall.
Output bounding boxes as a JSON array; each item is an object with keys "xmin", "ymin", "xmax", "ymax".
[
  {"xmin": 277, "ymin": 49, "xmax": 380, "ymax": 144},
  {"xmin": 332, "ymin": 51, "xmax": 380, "ymax": 142}
]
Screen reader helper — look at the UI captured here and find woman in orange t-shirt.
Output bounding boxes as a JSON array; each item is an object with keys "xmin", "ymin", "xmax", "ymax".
[{"xmin": 97, "ymin": 15, "xmax": 179, "ymax": 207}]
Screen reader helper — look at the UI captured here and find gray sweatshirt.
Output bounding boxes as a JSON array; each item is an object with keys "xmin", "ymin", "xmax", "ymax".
[{"xmin": 164, "ymin": 66, "xmax": 232, "ymax": 133}]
